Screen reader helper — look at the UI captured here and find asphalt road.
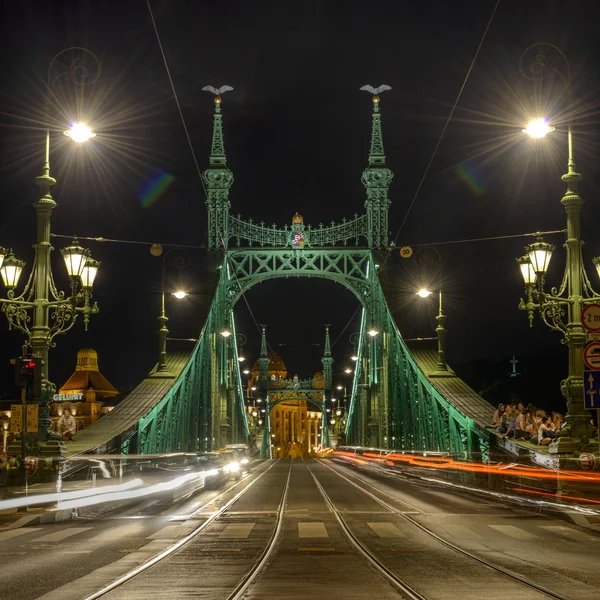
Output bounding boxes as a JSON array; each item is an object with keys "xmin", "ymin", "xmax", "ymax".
[{"xmin": 1, "ymin": 459, "xmax": 600, "ymax": 599}]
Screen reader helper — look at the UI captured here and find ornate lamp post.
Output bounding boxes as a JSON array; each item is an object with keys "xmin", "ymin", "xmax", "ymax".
[
  {"xmin": 0, "ymin": 48, "xmax": 101, "ymax": 441},
  {"xmin": 516, "ymin": 43, "xmax": 600, "ymax": 453},
  {"xmin": 150, "ymin": 245, "xmax": 190, "ymax": 378}
]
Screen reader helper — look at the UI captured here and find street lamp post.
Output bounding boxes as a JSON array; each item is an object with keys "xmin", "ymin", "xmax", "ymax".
[
  {"xmin": 416, "ymin": 289, "xmax": 451, "ymax": 377},
  {"xmin": 0, "ymin": 48, "xmax": 101, "ymax": 442},
  {"xmin": 150, "ymin": 245, "xmax": 190, "ymax": 378},
  {"xmin": 516, "ymin": 43, "xmax": 600, "ymax": 453}
]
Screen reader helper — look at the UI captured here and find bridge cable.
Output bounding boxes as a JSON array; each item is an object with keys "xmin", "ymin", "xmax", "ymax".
[
  {"xmin": 386, "ymin": 0, "xmax": 501, "ymax": 257},
  {"xmin": 146, "ymin": 0, "xmax": 271, "ymax": 352},
  {"xmin": 145, "ymin": 0, "xmax": 207, "ymax": 197}
]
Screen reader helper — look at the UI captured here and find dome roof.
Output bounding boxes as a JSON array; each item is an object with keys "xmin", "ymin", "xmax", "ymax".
[{"xmin": 251, "ymin": 352, "xmax": 287, "ymax": 377}]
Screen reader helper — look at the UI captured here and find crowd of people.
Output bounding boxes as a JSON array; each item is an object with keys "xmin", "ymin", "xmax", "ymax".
[{"xmin": 491, "ymin": 402, "xmax": 565, "ymax": 446}]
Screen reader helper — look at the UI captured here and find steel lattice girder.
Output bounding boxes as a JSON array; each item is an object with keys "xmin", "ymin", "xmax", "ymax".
[{"xmin": 130, "ymin": 242, "xmax": 493, "ymax": 459}]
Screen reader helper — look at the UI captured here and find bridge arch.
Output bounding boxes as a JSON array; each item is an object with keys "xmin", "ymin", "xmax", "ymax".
[{"xmin": 224, "ymin": 249, "xmax": 375, "ymax": 311}]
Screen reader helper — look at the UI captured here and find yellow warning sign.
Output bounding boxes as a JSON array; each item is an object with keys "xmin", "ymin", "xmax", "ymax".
[
  {"xmin": 27, "ymin": 405, "xmax": 39, "ymax": 432},
  {"xmin": 10, "ymin": 404, "xmax": 22, "ymax": 433}
]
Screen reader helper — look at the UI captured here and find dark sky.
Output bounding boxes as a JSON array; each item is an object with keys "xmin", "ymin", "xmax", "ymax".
[{"xmin": 1, "ymin": 0, "xmax": 600, "ymax": 401}]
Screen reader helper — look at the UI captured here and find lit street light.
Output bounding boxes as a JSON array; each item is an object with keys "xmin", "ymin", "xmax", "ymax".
[
  {"xmin": 416, "ymin": 289, "xmax": 451, "ymax": 377},
  {"xmin": 151, "ymin": 245, "xmax": 190, "ymax": 377},
  {"xmin": 63, "ymin": 122, "xmax": 96, "ymax": 143},
  {"xmin": 516, "ymin": 43, "xmax": 600, "ymax": 452},
  {"xmin": 0, "ymin": 48, "xmax": 101, "ymax": 443},
  {"xmin": 522, "ymin": 117, "xmax": 555, "ymax": 139}
]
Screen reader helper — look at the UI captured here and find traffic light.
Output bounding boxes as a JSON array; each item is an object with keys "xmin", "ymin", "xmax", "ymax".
[{"xmin": 14, "ymin": 355, "xmax": 43, "ymax": 397}]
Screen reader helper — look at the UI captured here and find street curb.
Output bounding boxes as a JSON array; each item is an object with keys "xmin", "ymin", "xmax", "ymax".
[{"xmin": 0, "ymin": 508, "xmax": 74, "ymax": 529}]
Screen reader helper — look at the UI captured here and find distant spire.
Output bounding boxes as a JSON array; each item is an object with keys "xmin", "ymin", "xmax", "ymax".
[
  {"xmin": 323, "ymin": 326, "xmax": 331, "ymax": 357},
  {"xmin": 258, "ymin": 327, "xmax": 270, "ymax": 393},
  {"xmin": 322, "ymin": 327, "xmax": 334, "ymax": 392},
  {"xmin": 260, "ymin": 327, "xmax": 268, "ymax": 357}
]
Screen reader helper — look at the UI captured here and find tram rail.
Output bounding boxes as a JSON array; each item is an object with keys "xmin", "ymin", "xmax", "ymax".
[
  {"xmin": 316, "ymin": 458, "xmax": 571, "ymax": 600},
  {"xmin": 84, "ymin": 459, "xmax": 284, "ymax": 599}
]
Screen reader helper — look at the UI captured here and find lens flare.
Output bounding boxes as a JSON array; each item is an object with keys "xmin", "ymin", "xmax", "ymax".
[{"xmin": 139, "ymin": 171, "xmax": 175, "ymax": 208}]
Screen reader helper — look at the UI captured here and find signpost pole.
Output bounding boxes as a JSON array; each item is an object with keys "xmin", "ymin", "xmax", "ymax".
[{"xmin": 20, "ymin": 383, "xmax": 26, "ymax": 490}]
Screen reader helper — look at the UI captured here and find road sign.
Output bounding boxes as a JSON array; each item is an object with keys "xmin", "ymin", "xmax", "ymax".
[
  {"xmin": 584, "ymin": 343, "xmax": 600, "ymax": 370},
  {"xmin": 580, "ymin": 453, "xmax": 596, "ymax": 471},
  {"xmin": 399, "ymin": 246, "xmax": 413, "ymax": 259},
  {"xmin": 581, "ymin": 304, "xmax": 600, "ymax": 332},
  {"xmin": 583, "ymin": 371, "xmax": 600, "ymax": 408},
  {"xmin": 26, "ymin": 405, "xmax": 38, "ymax": 432},
  {"xmin": 587, "ymin": 332, "xmax": 600, "ymax": 342},
  {"xmin": 10, "ymin": 404, "xmax": 22, "ymax": 433}
]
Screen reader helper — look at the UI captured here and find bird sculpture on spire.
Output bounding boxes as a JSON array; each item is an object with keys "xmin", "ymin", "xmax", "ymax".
[
  {"xmin": 359, "ymin": 84, "xmax": 391, "ymax": 95},
  {"xmin": 202, "ymin": 85, "xmax": 234, "ymax": 95}
]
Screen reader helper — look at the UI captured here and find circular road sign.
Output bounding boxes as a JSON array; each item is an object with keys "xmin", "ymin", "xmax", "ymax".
[
  {"xmin": 580, "ymin": 453, "xmax": 596, "ymax": 471},
  {"xmin": 399, "ymin": 246, "xmax": 413, "ymax": 259},
  {"xmin": 583, "ymin": 342, "xmax": 600, "ymax": 370},
  {"xmin": 581, "ymin": 304, "xmax": 600, "ymax": 332}
]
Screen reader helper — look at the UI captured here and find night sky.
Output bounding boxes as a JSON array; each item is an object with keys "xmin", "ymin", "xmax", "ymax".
[{"xmin": 1, "ymin": 0, "xmax": 600, "ymax": 409}]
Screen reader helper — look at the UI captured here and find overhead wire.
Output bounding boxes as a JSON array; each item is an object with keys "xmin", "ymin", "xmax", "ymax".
[
  {"xmin": 145, "ymin": 0, "xmax": 272, "ymax": 351},
  {"xmin": 396, "ymin": 228, "xmax": 566, "ymax": 250},
  {"xmin": 145, "ymin": 0, "xmax": 206, "ymax": 196},
  {"xmin": 388, "ymin": 0, "xmax": 502, "ymax": 252}
]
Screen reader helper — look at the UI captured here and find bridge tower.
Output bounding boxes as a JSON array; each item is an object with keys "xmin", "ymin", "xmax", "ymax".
[
  {"xmin": 362, "ymin": 94, "xmax": 393, "ymax": 250},
  {"xmin": 203, "ymin": 94, "xmax": 234, "ymax": 249}
]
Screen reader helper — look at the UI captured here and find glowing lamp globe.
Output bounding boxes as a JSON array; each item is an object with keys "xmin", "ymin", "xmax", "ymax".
[
  {"xmin": 417, "ymin": 289, "xmax": 432, "ymax": 298},
  {"xmin": 61, "ymin": 238, "xmax": 90, "ymax": 278},
  {"xmin": 526, "ymin": 237, "xmax": 555, "ymax": 275},
  {"xmin": 523, "ymin": 118, "xmax": 554, "ymax": 139},
  {"xmin": 0, "ymin": 250, "xmax": 25, "ymax": 289},
  {"xmin": 172, "ymin": 290, "xmax": 187, "ymax": 299},
  {"xmin": 64, "ymin": 123, "xmax": 96, "ymax": 143},
  {"xmin": 80, "ymin": 258, "xmax": 100, "ymax": 289},
  {"xmin": 516, "ymin": 255, "xmax": 536, "ymax": 286}
]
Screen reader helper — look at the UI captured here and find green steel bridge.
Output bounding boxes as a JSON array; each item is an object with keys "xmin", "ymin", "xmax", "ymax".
[{"xmin": 65, "ymin": 89, "xmax": 518, "ymax": 465}]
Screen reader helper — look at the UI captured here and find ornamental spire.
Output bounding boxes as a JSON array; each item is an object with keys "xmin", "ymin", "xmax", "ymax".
[
  {"xmin": 360, "ymin": 85, "xmax": 394, "ymax": 249},
  {"xmin": 258, "ymin": 327, "xmax": 270, "ymax": 394},
  {"xmin": 322, "ymin": 326, "xmax": 334, "ymax": 393},
  {"xmin": 323, "ymin": 326, "xmax": 331, "ymax": 357},
  {"xmin": 260, "ymin": 327, "xmax": 268, "ymax": 357},
  {"xmin": 202, "ymin": 85, "xmax": 234, "ymax": 249},
  {"xmin": 360, "ymin": 84, "xmax": 391, "ymax": 167}
]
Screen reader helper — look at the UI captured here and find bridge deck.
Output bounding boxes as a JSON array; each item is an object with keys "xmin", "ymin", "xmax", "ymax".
[
  {"xmin": 65, "ymin": 351, "xmax": 193, "ymax": 457},
  {"xmin": 407, "ymin": 343, "xmax": 554, "ymax": 467},
  {"xmin": 406, "ymin": 344, "xmax": 494, "ymax": 429}
]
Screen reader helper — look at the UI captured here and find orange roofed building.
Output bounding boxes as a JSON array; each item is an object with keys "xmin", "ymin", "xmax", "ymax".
[{"xmin": 50, "ymin": 349, "xmax": 119, "ymax": 435}]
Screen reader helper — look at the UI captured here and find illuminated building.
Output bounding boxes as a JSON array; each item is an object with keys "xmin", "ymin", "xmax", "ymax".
[
  {"xmin": 49, "ymin": 349, "xmax": 119, "ymax": 434},
  {"xmin": 248, "ymin": 352, "xmax": 324, "ymax": 458}
]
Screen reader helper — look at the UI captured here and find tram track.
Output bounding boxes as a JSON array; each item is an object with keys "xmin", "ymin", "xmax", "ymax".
[
  {"xmin": 84, "ymin": 459, "xmax": 283, "ymax": 600},
  {"xmin": 316, "ymin": 459, "xmax": 571, "ymax": 600},
  {"xmin": 226, "ymin": 460, "xmax": 292, "ymax": 600},
  {"xmin": 304, "ymin": 458, "xmax": 427, "ymax": 600}
]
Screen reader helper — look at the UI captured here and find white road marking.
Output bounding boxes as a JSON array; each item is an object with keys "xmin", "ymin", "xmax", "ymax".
[
  {"xmin": 439, "ymin": 524, "xmax": 485, "ymax": 541},
  {"xmin": 34, "ymin": 527, "xmax": 93, "ymax": 542},
  {"xmin": 298, "ymin": 522, "xmax": 328, "ymax": 538},
  {"xmin": 488, "ymin": 524, "xmax": 537, "ymax": 540},
  {"xmin": 540, "ymin": 525, "xmax": 597, "ymax": 541},
  {"xmin": 367, "ymin": 522, "xmax": 406, "ymax": 538},
  {"xmin": 0, "ymin": 528, "xmax": 42, "ymax": 542},
  {"xmin": 219, "ymin": 523, "xmax": 256, "ymax": 539}
]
